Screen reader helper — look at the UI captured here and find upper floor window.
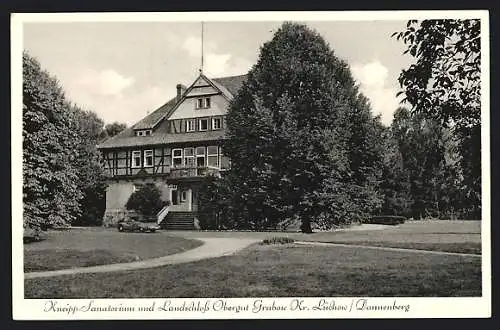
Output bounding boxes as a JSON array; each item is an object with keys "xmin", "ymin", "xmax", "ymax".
[
  {"xmin": 172, "ymin": 148, "xmax": 183, "ymax": 167},
  {"xmin": 196, "ymin": 97, "xmax": 211, "ymax": 109},
  {"xmin": 207, "ymin": 145, "xmax": 219, "ymax": 168},
  {"xmin": 199, "ymin": 118, "xmax": 209, "ymax": 131},
  {"xmin": 132, "ymin": 151, "xmax": 141, "ymax": 168},
  {"xmin": 186, "ymin": 119, "xmax": 195, "ymax": 132},
  {"xmin": 212, "ymin": 117, "xmax": 222, "ymax": 130},
  {"xmin": 144, "ymin": 150, "xmax": 153, "ymax": 167},
  {"xmin": 184, "ymin": 147, "xmax": 195, "ymax": 166}
]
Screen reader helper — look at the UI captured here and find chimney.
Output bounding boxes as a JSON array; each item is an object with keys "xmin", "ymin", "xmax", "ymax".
[{"xmin": 176, "ymin": 84, "xmax": 186, "ymax": 102}]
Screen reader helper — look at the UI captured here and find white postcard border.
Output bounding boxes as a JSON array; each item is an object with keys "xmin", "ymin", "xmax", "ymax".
[{"xmin": 11, "ymin": 10, "xmax": 491, "ymax": 320}]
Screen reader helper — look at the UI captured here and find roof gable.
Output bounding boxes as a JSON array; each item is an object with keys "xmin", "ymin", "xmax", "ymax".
[
  {"xmin": 97, "ymin": 73, "xmax": 248, "ymax": 150},
  {"xmin": 162, "ymin": 73, "xmax": 233, "ymax": 122}
]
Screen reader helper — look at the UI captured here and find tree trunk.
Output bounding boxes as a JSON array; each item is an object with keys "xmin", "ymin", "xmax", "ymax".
[{"xmin": 300, "ymin": 220, "xmax": 313, "ymax": 233}]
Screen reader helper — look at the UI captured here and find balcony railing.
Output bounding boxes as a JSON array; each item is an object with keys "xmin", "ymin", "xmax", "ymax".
[{"xmin": 169, "ymin": 166, "xmax": 221, "ymax": 179}]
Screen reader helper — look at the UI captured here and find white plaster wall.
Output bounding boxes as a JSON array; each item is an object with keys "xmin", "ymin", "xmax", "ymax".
[{"xmin": 168, "ymin": 93, "xmax": 229, "ymax": 119}]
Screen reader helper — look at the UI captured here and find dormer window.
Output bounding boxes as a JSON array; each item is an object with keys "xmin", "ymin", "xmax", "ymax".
[
  {"xmin": 136, "ymin": 130, "xmax": 152, "ymax": 137},
  {"xmin": 196, "ymin": 97, "xmax": 211, "ymax": 109}
]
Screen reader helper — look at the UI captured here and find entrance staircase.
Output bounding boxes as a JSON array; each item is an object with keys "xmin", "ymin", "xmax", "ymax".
[{"xmin": 161, "ymin": 211, "xmax": 196, "ymax": 230}]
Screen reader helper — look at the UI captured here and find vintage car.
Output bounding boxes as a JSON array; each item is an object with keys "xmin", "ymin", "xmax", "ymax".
[{"xmin": 117, "ymin": 219, "xmax": 160, "ymax": 233}]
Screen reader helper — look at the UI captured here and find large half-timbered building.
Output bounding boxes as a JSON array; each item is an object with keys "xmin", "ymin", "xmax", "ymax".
[{"xmin": 97, "ymin": 73, "xmax": 246, "ymax": 228}]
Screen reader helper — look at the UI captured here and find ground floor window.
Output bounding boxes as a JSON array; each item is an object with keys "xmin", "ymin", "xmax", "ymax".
[{"xmin": 181, "ymin": 190, "xmax": 188, "ymax": 202}]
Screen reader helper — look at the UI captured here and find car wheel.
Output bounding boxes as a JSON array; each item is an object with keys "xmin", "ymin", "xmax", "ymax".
[
  {"xmin": 140, "ymin": 227, "xmax": 145, "ymax": 233},
  {"xmin": 118, "ymin": 225, "xmax": 124, "ymax": 232}
]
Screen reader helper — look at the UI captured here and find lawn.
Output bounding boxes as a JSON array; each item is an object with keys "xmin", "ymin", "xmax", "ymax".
[
  {"xmin": 167, "ymin": 220, "xmax": 482, "ymax": 254},
  {"xmin": 25, "ymin": 243, "xmax": 481, "ymax": 298},
  {"xmin": 24, "ymin": 228, "xmax": 203, "ymax": 272}
]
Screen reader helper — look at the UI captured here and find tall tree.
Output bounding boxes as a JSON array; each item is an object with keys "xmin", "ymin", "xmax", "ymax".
[
  {"xmin": 23, "ymin": 52, "xmax": 82, "ymax": 231},
  {"xmin": 393, "ymin": 19, "xmax": 481, "ymax": 219},
  {"xmin": 224, "ymin": 22, "xmax": 384, "ymax": 232},
  {"xmin": 70, "ymin": 107, "xmax": 108, "ymax": 226},
  {"xmin": 379, "ymin": 125, "xmax": 412, "ymax": 216},
  {"xmin": 390, "ymin": 107, "xmax": 459, "ymax": 219},
  {"xmin": 103, "ymin": 122, "xmax": 127, "ymax": 139}
]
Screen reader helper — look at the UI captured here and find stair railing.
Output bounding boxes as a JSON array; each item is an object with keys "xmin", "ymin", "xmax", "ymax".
[{"xmin": 157, "ymin": 205, "xmax": 169, "ymax": 225}]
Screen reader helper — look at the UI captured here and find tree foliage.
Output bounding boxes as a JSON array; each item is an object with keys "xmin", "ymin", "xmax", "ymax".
[
  {"xmin": 103, "ymin": 122, "xmax": 127, "ymax": 139},
  {"xmin": 71, "ymin": 108, "xmax": 108, "ymax": 226},
  {"xmin": 394, "ymin": 19, "xmax": 480, "ymax": 127},
  {"xmin": 393, "ymin": 19, "xmax": 481, "ymax": 219},
  {"xmin": 125, "ymin": 184, "xmax": 167, "ymax": 217},
  {"xmin": 223, "ymin": 22, "xmax": 385, "ymax": 231},
  {"xmin": 23, "ymin": 52, "xmax": 110, "ymax": 232},
  {"xmin": 23, "ymin": 52, "xmax": 82, "ymax": 230},
  {"xmin": 389, "ymin": 107, "xmax": 460, "ymax": 218}
]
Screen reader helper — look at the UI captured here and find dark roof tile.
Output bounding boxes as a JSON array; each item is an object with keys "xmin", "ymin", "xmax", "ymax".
[
  {"xmin": 98, "ymin": 130, "xmax": 226, "ymax": 149},
  {"xmin": 132, "ymin": 97, "xmax": 177, "ymax": 130},
  {"xmin": 213, "ymin": 74, "xmax": 247, "ymax": 97}
]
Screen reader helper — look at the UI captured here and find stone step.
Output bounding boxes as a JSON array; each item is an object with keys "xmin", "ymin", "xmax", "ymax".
[{"xmin": 161, "ymin": 212, "xmax": 197, "ymax": 230}]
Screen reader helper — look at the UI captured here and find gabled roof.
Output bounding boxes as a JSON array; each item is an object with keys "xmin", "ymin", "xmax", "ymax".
[
  {"xmin": 212, "ymin": 74, "xmax": 247, "ymax": 97},
  {"xmin": 132, "ymin": 97, "xmax": 177, "ymax": 130},
  {"xmin": 97, "ymin": 73, "xmax": 247, "ymax": 150}
]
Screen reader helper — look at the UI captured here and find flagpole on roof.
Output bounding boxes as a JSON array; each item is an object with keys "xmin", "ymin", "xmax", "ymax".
[{"xmin": 200, "ymin": 21, "xmax": 204, "ymax": 74}]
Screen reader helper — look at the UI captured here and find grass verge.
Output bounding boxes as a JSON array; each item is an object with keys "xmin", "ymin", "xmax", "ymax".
[
  {"xmin": 25, "ymin": 244, "xmax": 481, "ymax": 298},
  {"xmin": 317, "ymin": 241, "xmax": 481, "ymax": 255},
  {"xmin": 24, "ymin": 232, "xmax": 203, "ymax": 272}
]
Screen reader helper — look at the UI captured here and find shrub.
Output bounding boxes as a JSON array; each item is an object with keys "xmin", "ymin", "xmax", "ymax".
[
  {"xmin": 125, "ymin": 184, "xmax": 168, "ymax": 218},
  {"xmin": 369, "ymin": 215, "xmax": 406, "ymax": 225},
  {"xmin": 261, "ymin": 237, "xmax": 295, "ymax": 245}
]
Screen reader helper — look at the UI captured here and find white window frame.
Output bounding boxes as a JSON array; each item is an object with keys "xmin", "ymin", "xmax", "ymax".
[
  {"xmin": 196, "ymin": 98, "xmax": 204, "ymax": 109},
  {"xmin": 145, "ymin": 130, "xmax": 152, "ymax": 136},
  {"xmin": 196, "ymin": 147, "xmax": 206, "ymax": 167},
  {"xmin": 180, "ymin": 190, "xmax": 188, "ymax": 202},
  {"xmin": 184, "ymin": 147, "xmax": 195, "ymax": 167},
  {"xmin": 211, "ymin": 117, "xmax": 222, "ymax": 130},
  {"xmin": 137, "ymin": 131, "xmax": 144, "ymax": 136},
  {"xmin": 199, "ymin": 118, "xmax": 209, "ymax": 131},
  {"xmin": 186, "ymin": 119, "xmax": 196, "ymax": 132},
  {"xmin": 204, "ymin": 97, "xmax": 211, "ymax": 108},
  {"xmin": 207, "ymin": 145, "xmax": 219, "ymax": 168},
  {"xmin": 172, "ymin": 148, "xmax": 183, "ymax": 167},
  {"xmin": 144, "ymin": 150, "xmax": 153, "ymax": 168},
  {"xmin": 132, "ymin": 150, "xmax": 142, "ymax": 168}
]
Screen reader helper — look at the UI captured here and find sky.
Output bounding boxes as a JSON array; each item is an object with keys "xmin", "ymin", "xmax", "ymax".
[{"xmin": 23, "ymin": 20, "xmax": 414, "ymax": 126}]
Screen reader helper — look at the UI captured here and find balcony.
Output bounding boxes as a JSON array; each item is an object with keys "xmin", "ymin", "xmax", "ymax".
[{"xmin": 169, "ymin": 166, "xmax": 222, "ymax": 179}]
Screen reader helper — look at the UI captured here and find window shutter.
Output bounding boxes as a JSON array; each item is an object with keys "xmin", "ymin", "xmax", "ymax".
[{"xmin": 180, "ymin": 119, "xmax": 186, "ymax": 133}]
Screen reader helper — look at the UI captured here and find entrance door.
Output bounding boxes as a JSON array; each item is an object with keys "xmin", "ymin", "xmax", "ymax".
[{"xmin": 171, "ymin": 189, "xmax": 178, "ymax": 205}]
